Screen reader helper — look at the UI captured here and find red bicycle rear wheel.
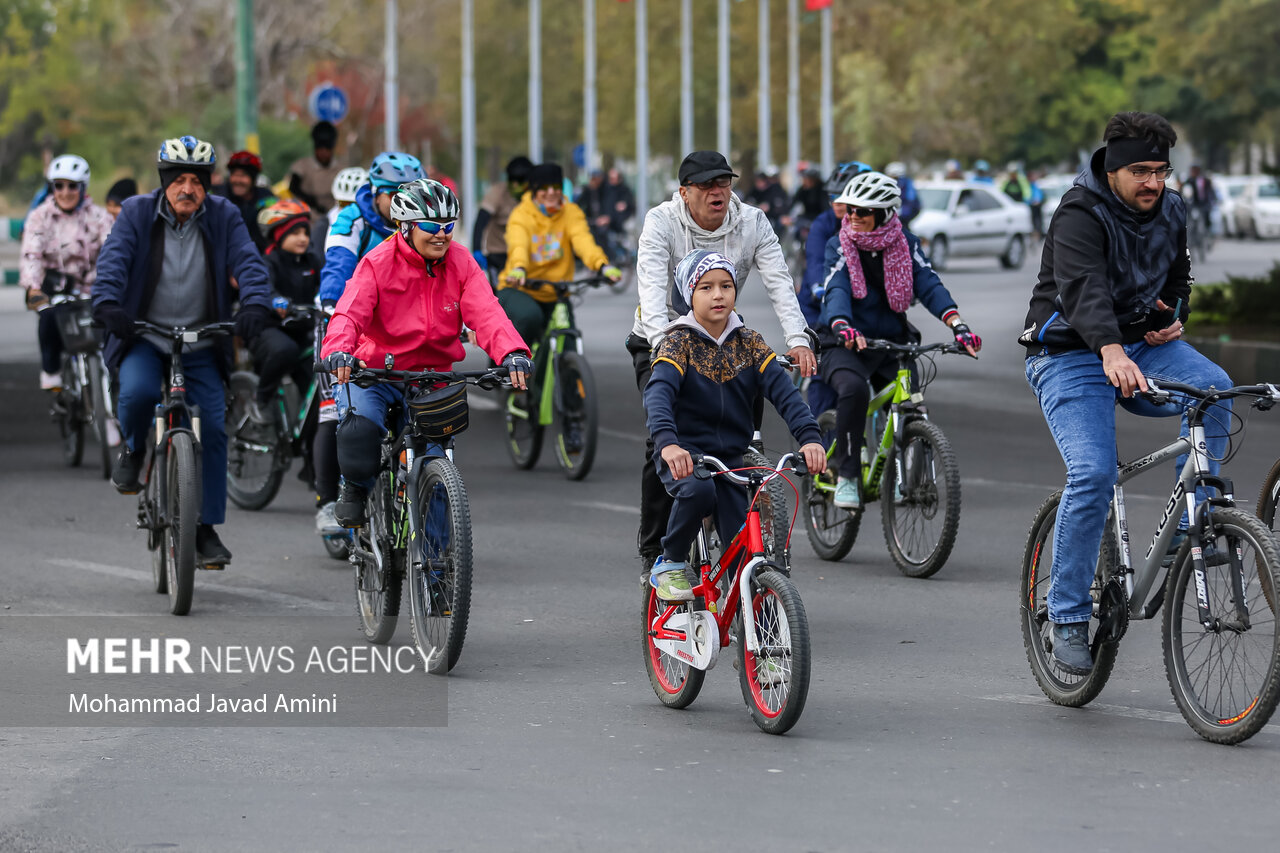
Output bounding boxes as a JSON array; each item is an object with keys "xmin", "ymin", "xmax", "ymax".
[{"xmin": 641, "ymin": 585, "xmax": 705, "ymax": 708}]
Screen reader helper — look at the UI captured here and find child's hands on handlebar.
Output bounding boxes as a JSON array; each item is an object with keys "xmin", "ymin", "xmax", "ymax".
[
  {"xmin": 661, "ymin": 444, "xmax": 695, "ymax": 480},
  {"xmin": 798, "ymin": 442, "xmax": 827, "ymax": 476}
]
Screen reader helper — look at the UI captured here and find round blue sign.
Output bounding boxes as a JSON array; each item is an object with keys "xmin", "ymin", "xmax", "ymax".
[{"xmin": 308, "ymin": 84, "xmax": 349, "ymax": 124}]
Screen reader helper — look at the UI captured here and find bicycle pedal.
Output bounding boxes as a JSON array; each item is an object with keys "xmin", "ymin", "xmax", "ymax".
[{"xmin": 199, "ymin": 561, "xmax": 228, "ymax": 571}]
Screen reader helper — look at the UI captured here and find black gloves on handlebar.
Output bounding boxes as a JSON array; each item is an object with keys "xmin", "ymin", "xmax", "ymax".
[
  {"xmin": 93, "ymin": 301, "xmax": 135, "ymax": 339},
  {"xmin": 323, "ymin": 351, "xmax": 357, "ymax": 373},
  {"xmin": 502, "ymin": 353, "xmax": 532, "ymax": 376},
  {"xmin": 233, "ymin": 304, "xmax": 275, "ymax": 341},
  {"xmin": 951, "ymin": 323, "xmax": 981, "ymax": 352}
]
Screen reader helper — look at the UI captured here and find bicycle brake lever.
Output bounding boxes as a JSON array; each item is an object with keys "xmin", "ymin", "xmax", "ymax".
[
  {"xmin": 792, "ymin": 455, "xmax": 808, "ymax": 476},
  {"xmin": 692, "ymin": 456, "xmax": 712, "ymax": 480}
]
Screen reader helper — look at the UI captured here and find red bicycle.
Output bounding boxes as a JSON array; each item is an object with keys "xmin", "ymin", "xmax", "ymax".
[{"xmin": 642, "ymin": 453, "xmax": 812, "ymax": 735}]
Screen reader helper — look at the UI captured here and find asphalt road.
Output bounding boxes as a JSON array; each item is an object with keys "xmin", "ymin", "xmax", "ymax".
[{"xmin": 2, "ymin": 239, "xmax": 1280, "ymax": 852}]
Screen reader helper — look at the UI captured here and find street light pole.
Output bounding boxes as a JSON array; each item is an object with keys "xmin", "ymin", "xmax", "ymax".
[
  {"xmin": 635, "ymin": 0, "xmax": 649, "ymax": 216},
  {"xmin": 757, "ymin": 0, "xmax": 770, "ymax": 171},
  {"xmin": 584, "ymin": 0, "xmax": 597, "ymax": 175},
  {"xmin": 235, "ymin": 0, "xmax": 258, "ymax": 153},
  {"xmin": 529, "ymin": 0, "xmax": 542, "ymax": 162},
  {"xmin": 718, "ymin": 0, "xmax": 730, "ymax": 155},
  {"xmin": 680, "ymin": 0, "xmax": 693, "ymax": 156},
  {"xmin": 384, "ymin": 0, "xmax": 398, "ymax": 151},
  {"xmin": 820, "ymin": 6, "xmax": 833, "ymax": 175},
  {"xmin": 787, "ymin": 0, "xmax": 799, "ymax": 186},
  {"xmin": 462, "ymin": 0, "xmax": 477, "ymax": 246}
]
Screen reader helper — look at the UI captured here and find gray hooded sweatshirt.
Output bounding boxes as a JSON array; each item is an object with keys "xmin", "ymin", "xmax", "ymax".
[{"xmin": 631, "ymin": 191, "xmax": 809, "ymax": 350}]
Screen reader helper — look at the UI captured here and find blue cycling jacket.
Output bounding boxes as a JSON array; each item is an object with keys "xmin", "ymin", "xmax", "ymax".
[{"xmin": 318, "ymin": 184, "xmax": 396, "ymax": 303}]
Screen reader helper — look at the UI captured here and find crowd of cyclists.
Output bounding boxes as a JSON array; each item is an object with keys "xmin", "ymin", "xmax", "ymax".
[{"xmin": 19, "ymin": 108, "xmax": 1266, "ymax": 736}]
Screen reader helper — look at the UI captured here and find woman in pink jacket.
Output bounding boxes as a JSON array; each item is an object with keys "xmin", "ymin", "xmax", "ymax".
[
  {"xmin": 20, "ymin": 155, "xmax": 114, "ymax": 389},
  {"xmin": 321, "ymin": 179, "xmax": 531, "ymax": 527}
]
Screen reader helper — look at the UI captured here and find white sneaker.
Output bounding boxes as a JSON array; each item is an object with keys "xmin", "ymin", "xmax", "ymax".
[
  {"xmin": 40, "ymin": 371, "xmax": 61, "ymax": 391},
  {"xmin": 756, "ymin": 656, "xmax": 787, "ymax": 687},
  {"xmin": 315, "ymin": 501, "xmax": 343, "ymax": 535}
]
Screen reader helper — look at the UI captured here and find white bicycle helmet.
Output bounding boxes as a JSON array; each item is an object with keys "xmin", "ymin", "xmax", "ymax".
[
  {"xmin": 47, "ymin": 155, "xmax": 91, "ymax": 184},
  {"xmin": 332, "ymin": 167, "xmax": 369, "ymax": 203},
  {"xmin": 884, "ymin": 161, "xmax": 907, "ymax": 178},
  {"xmin": 834, "ymin": 170, "xmax": 902, "ymax": 212},
  {"xmin": 389, "ymin": 179, "xmax": 461, "ymax": 222},
  {"xmin": 157, "ymin": 135, "xmax": 216, "ymax": 171}
]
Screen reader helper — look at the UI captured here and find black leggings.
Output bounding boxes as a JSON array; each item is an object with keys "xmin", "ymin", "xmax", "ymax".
[{"xmin": 312, "ymin": 420, "xmax": 339, "ymax": 505}]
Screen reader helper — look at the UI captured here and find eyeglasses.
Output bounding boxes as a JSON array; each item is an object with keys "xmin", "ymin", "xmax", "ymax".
[
  {"xmin": 415, "ymin": 220, "xmax": 456, "ymax": 235},
  {"xmin": 52, "ymin": 181, "xmax": 80, "ymax": 192},
  {"xmin": 686, "ymin": 176, "xmax": 734, "ymax": 191},
  {"xmin": 849, "ymin": 206, "xmax": 878, "ymax": 218},
  {"xmin": 1126, "ymin": 166, "xmax": 1174, "ymax": 182}
]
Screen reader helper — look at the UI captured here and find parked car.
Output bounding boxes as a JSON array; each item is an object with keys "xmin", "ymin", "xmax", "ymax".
[
  {"xmin": 911, "ymin": 181, "xmax": 1034, "ymax": 270},
  {"xmin": 1036, "ymin": 174, "xmax": 1076, "ymax": 223},
  {"xmin": 1234, "ymin": 179, "xmax": 1280, "ymax": 239},
  {"xmin": 1213, "ymin": 175, "xmax": 1261, "ymax": 237}
]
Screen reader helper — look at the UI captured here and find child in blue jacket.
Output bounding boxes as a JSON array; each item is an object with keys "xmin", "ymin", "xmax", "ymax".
[{"xmin": 644, "ymin": 250, "xmax": 827, "ymax": 601}]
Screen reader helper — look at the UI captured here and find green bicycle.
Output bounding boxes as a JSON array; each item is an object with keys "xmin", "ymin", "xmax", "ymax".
[
  {"xmin": 504, "ymin": 275, "xmax": 605, "ymax": 481},
  {"xmin": 799, "ymin": 339, "xmax": 967, "ymax": 578}
]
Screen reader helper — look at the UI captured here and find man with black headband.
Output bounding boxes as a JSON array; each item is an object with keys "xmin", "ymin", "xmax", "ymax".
[{"xmin": 1019, "ymin": 111, "xmax": 1231, "ymax": 676}]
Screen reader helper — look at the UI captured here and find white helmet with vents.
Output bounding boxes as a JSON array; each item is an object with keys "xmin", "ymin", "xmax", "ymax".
[
  {"xmin": 47, "ymin": 155, "xmax": 91, "ymax": 184},
  {"xmin": 332, "ymin": 167, "xmax": 369, "ymax": 203},
  {"xmin": 833, "ymin": 170, "xmax": 902, "ymax": 212}
]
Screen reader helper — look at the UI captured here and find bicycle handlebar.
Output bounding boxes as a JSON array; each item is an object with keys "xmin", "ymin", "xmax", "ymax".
[
  {"xmin": 861, "ymin": 339, "xmax": 967, "ymax": 356},
  {"xmin": 1139, "ymin": 379, "xmax": 1280, "ymax": 408},
  {"xmin": 313, "ymin": 363, "xmax": 512, "ymax": 392},
  {"xmin": 523, "ymin": 275, "xmax": 610, "ymax": 293},
  {"xmin": 692, "ymin": 452, "xmax": 808, "ymax": 483},
  {"xmin": 129, "ymin": 320, "xmax": 236, "ymax": 341}
]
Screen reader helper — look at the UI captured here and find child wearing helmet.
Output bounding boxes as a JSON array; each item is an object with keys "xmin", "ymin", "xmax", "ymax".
[
  {"xmin": 320, "ymin": 179, "xmax": 532, "ymax": 528},
  {"xmin": 244, "ymin": 200, "xmax": 322, "ymax": 429},
  {"xmin": 19, "ymin": 154, "xmax": 115, "ymax": 390},
  {"xmin": 819, "ymin": 170, "xmax": 983, "ymax": 510}
]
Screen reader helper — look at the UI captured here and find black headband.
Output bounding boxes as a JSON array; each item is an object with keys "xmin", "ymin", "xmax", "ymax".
[{"xmin": 1104, "ymin": 136, "xmax": 1169, "ymax": 172}]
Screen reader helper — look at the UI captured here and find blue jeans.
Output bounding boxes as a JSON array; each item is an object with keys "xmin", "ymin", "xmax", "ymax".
[
  {"xmin": 1024, "ymin": 341, "xmax": 1231, "ymax": 624},
  {"xmin": 117, "ymin": 341, "xmax": 228, "ymax": 525}
]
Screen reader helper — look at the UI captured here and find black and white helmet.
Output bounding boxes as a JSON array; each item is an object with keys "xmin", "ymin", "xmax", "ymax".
[
  {"xmin": 47, "ymin": 155, "xmax": 91, "ymax": 184},
  {"xmin": 388, "ymin": 178, "xmax": 460, "ymax": 222},
  {"xmin": 833, "ymin": 170, "xmax": 902, "ymax": 212}
]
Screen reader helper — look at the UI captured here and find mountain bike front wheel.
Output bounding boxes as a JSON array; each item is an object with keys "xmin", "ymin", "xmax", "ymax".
[
  {"xmin": 1163, "ymin": 508, "xmax": 1280, "ymax": 744},
  {"xmin": 744, "ymin": 446, "xmax": 794, "ymax": 571},
  {"xmin": 642, "ymin": 586, "xmax": 705, "ymax": 709},
  {"xmin": 799, "ymin": 411, "xmax": 859, "ymax": 562},
  {"xmin": 738, "ymin": 568, "xmax": 811, "ymax": 735},
  {"xmin": 504, "ymin": 388, "xmax": 544, "ymax": 470},
  {"xmin": 164, "ymin": 433, "xmax": 199, "ymax": 616},
  {"xmin": 226, "ymin": 371, "xmax": 286, "ymax": 511},
  {"xmin": 1258, "ymin": 458, "xmax": 1280, "ymax": 612},
  {"xmin": 58, "ymin": 359, "xmax": 85, "ymax": 467},
  {"xmin": 146, "ymin": 469, "xmax": 168, "ymax": 595},
  {"xmin": 354, "ymin": 474, "xmax": 402, "ymax": 644},
  {"xmin": 553, "ymin": 351, "xmax": 598, "ymax": 481},
  {"xmin": 880, "ymin": 419, "xmax": 960, "ymax": 578},
  {"xmin": 1019, "ymin": 490, "xmax": 1121, "ymax": 707},
  {"xmin": 409, "ymin": 458, "xmax": 474, "ymax": 675},
  {"xmin": 87, "ymin": 353, "xmax": 112, "ymax": 479}
]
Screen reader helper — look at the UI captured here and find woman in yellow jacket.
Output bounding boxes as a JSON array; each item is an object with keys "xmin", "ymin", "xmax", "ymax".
[{"xmin": 499, "ymin": 162, "xmax": 621, "ymax": 347}]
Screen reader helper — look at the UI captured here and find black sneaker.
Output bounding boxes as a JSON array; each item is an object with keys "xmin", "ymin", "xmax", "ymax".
[
  {"xmin": 1051, "ymin": 622, "xmax": 1093, "ymax": 675},
  {"xmin": 196, "ymin": 524, "xmax": 232, "ymax": 567},
  {"xmin": 563, "ymin": 419, "xmax": 585, "ymax": 453},
  {"xmin": 335, "ymin": 481, "xmax": 368, "ymax": 528},
  {"xmin": 111, "ymin": 447, "xmax": 145, "ymax": 494}
]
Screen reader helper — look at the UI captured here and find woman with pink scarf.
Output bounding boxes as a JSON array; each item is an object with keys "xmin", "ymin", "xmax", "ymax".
[{"xmin": 818, "ymin": 170, "xmax": 982, "ymax": 510}]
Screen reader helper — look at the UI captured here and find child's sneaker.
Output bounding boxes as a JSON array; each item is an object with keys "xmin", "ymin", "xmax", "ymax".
[
  {"xmin": 833, "ymin": 477, "xmax": 861, "ymax": 509},
  {"xmin": 40, "ymin": 371, "xmax": 62, "ymax": 391},
  {"xmin": 650, "ymin": 557, "xmax": 693, "ymax": 602},
  {"xmin": 755, "ymin": 655, "xmax": 787, "ymax": 686}
]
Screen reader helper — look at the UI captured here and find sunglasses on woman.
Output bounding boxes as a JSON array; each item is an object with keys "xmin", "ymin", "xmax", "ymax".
[
  {"xmin": 849, "ymin": 206, "xmax": 877, "ymax": 218},
  {"xmin": 415, "ymin": 220, "xmax": 456, "ymax": 235},
  {"xmin": 52, "ymin": 181, "xmax": 80, "ymax": 192}
]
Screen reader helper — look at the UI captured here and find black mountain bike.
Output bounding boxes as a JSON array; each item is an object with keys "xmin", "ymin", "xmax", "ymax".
[
  {"xmin": 46, "ymin": 291, "xmax": 113, "ymax": 477},
  {"xmin": 131, "ymin": 320, "xmax": 236, "ymax": 616},
  {"xmin": 335, "ymin": 360, "xmax": 509, "ymax": 674}
]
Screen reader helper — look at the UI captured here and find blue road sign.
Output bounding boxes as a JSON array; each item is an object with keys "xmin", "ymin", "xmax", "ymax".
[{"xmin": 309, "ymin": 84, "xmax": 349, "ymax": 124}]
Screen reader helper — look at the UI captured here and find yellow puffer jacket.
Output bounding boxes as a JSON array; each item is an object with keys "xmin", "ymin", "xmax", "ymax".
[{"xmin": 499, "ymin": 194, "xmax": 609, "ymax": 303}]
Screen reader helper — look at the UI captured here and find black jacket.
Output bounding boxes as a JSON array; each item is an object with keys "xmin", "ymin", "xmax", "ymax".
[
  {"xmin": 266, "ymin": 248, "xmax": 321, "ymax": 306},
  {"xmin": 1019, "ymin": 147, "xmax": 1190, "ymax": 355}
]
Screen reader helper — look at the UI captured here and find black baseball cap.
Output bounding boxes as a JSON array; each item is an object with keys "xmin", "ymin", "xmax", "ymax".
[{"xmin": 678, "ymin": 151, "xmax": 738, "ymax": 185}]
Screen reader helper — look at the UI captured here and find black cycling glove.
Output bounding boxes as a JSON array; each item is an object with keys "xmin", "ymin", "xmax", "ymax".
[
  {"xmin": 234, "ymin": 304, "xmax": 275, "ymax": 340},
  {"xmin": 323, "ymin": 351, "xmax": 358, "ymax": 373},
  {"xmin": 502, "ymin": 353, "xmax": 532, "ymax": 376},
  {"xmin": 93, "ymin": 301, "xmax": 134, "ymax": 339}
]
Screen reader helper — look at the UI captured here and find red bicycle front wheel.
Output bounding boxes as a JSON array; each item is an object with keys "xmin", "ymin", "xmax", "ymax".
[{"xmin": 738, "ymin": 569, "xmax": 811, "ymax": 734}]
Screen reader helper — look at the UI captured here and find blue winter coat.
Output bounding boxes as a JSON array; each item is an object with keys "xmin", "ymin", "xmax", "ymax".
[
  {"xmin": 319, "ymin": 184, "xmax": 396, "ymax": 303},
  {"xmin": 92, "ymin": 189, "xmax": 271, "ymax": 371},
  {"xmin": 820, "ymin": 229, "xmax": 958, "ymax": 342}
]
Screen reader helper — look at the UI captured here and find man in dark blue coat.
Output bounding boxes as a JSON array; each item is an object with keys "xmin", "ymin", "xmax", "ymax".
[{"xmin": 93, "ymin": 135, "xmax": 274, "ymax": 567}]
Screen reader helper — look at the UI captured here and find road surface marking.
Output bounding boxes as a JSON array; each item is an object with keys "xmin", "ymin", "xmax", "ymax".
[
  {"xmin": 983, "ymin": 693, "xmax": 1280, "ymax": 735},
  {"xmin": 568, "ymin": 500, "xmax": 640, "ymax": 515},
  {"xmin": 45, "ymin": 558, "xmax": 338, "ymax": 611}
]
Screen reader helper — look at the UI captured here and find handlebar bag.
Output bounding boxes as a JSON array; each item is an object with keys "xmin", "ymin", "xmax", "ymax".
[{"xmin": 407, "ymin": 381, "xmax": 469, "ymax": 441}]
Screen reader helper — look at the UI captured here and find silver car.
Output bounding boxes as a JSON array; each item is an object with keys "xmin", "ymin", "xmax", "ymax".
[{"xmin": 911, "ymin": 181, "xmax": 1034, "ymax": 271}]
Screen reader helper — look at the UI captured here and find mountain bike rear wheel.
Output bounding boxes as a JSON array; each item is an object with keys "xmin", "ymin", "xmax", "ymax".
[
  {"xmin": 738, "ymin": 568, "xmax": 811, "ymax": 735},
  {"xmin": 1019, "ymin": 490, "xmax": 1120, "ymax": 707},
  {"xmin": 880, "ymin": 419, "xmax": 960, "ymax": 578},
  {"xmin": 799, "ymin": 412, "xmax": 859, "ymax": 561},
  {"xmin": 87, "ymin": 354, "xmax": 112, "ymax": 479},
  {"xmin": 409, "ymin": 458, "xmax": 474, "ymax": 675},
  {"xmin": 553, "ymin": 351, "xmax": 598, "ymax": 481},
  {"xmin": 504, "ymin": 388, "xmax": 543, "ymax": 469},
  {"xmin": 226, "ymin": 371, "xmax": 286, "ymax": 510},
  {"xmin": 744, "ymin": 446, "xmax": 794, "ymax": 571},
  {"xmin": 1163, "ymin": 508, "xmax": 1280, "ymax": 744},
  {"xmin": 58, "ymin": 359, "xmax": 85, "ymax": 467},
  {"xmin": 354, "ymin": 474, "xmax": 402, "ymax": 644},
  {"xmin": 164, "ymin": 433, "xmax": 199, "ymax": 616},
  {"xmin": 642, "ymin": 586, "xmax": 705, "ymax": 708}
]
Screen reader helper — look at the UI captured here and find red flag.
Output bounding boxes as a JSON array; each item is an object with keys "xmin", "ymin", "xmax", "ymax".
[{"xmin": 806, "ymin": 0, "xmax": 833, "ymax": 10}]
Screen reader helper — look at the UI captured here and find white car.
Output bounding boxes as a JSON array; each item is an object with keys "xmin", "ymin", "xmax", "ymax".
[
  {"xmin": 1036, "ymin": 174, "xmax": 1077, "ymax": 223},
  {"xmin": 1234, "ymin": 179, "xmax": 1280, "ymax": 239},
  {"xmin": 911, "ymin": 181, "xmax": 1034, "ymax": 270},
  {"xmin": 1214, "ymin": 175, "xmax": 1263, "ymax": 237}
]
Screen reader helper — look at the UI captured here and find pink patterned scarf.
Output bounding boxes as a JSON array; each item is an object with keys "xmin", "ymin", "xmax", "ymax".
[{"xmin": 837, "ymin": 213, "xmax": 913, "ymax": 313}]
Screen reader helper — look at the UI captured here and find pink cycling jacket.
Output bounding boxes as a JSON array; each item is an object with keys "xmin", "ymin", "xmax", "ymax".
[
  {"xmin": 323, "ymin": 232, "xmax": 529, "ymax": 372},
  {"xmin": 19, "ymin": 196, "xmax": 114, "ymax": 294}
]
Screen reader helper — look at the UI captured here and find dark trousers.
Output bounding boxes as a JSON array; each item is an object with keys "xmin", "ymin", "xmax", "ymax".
[
  {"xmin": 820, "ymin": 346, "xmax": 907, "ymax": 480},
  {"xmin": 38, "ymin": 309, "xmax": 63, "ymax": 374},
  {"xmin": 312, "ymin": 420, "xmax": 339, "ymax": 505},
  {"xmin": 497, "ymin": 288, "xmax": 556, "ymax": 351},
  {"xmin": 628, "ymin": 333, "xmax": 672, "ymax": 561},
  {"xmin": 248, "ymin": 325, "xmax": 311, "ymax": 406},
  {"xmin": 656, "ymin": 451, "xmax": 748, "ymax": 563}
]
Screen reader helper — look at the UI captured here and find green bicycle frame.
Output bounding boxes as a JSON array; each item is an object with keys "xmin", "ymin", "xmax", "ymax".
[
  {"xmin": 506, "ymin": 301, "xmax": 583, "ymax": 428},
  {"xmin": 817, "ymin": 364, "xmax": 922, "ymax": 501}
]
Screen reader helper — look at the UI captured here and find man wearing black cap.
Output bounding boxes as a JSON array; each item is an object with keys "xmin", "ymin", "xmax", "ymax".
[
  {"xmin": 1019, "ymin": 111, "xmax": 1231, "ymax": 677},
  {"xmin": 626, "ymin": 149, "xmax": 816, "ymax": 572},
  {"xmin": 92, "ymin": 135, "xmax": 274, "ymax": 567},
  {"xmin": 288, "ymin": 121, "xmax": 342, "ymax": 215}
]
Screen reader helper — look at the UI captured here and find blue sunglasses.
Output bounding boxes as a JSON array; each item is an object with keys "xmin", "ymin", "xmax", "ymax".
[{"xmin": 415, "ymin": 220, "xmax": 456, "ymax": 235}]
